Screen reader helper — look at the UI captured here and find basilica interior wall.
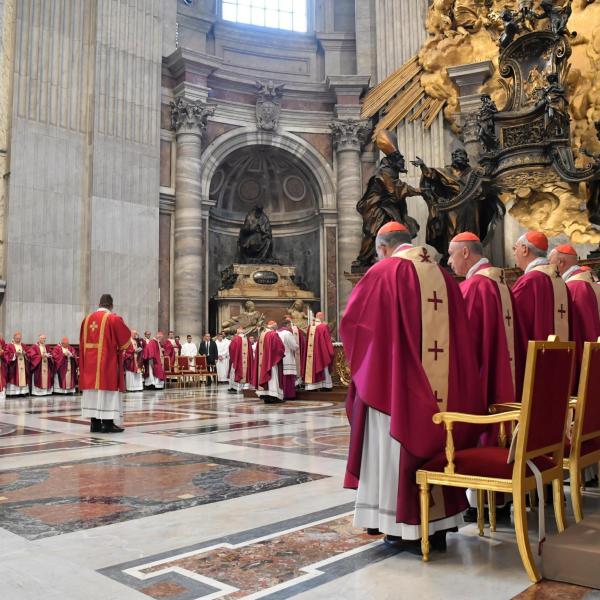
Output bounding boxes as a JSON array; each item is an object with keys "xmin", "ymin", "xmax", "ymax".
[{"xmin": 3, "ymin": 0, "xmax": 163, "ymax": 341}]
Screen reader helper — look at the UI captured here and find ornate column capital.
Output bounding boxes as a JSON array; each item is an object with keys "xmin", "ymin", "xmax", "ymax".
[
  {"xmin": 330, "ymin": 119, "xmax": 371, "ymax": 152},
  {"xmin": 170, "ymin": 96, "xmax": 215, "ymax": 134}
]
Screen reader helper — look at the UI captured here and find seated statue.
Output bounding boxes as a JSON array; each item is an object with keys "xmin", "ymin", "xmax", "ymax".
[
  {"xmin": 237, "ymin": 205, "xmax": 279, "ymax": 264},
  {"xmin": 222, "ymin": 300, "xmax": 266, "ymax": 337},
  {"xmin": 353, "ymin": 130, "xmax": 421, "ymax": 268},
  {"xmin": 412, "ymin": 149, "xmax": 504, "ymax": 261},
  {"xmin": 288, "ymin": 299, "xmax": 309, "ymax": 332}
]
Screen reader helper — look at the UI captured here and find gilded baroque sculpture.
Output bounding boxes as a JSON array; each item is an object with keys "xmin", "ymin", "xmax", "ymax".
[
  {"xmin": 360, "ymin": 0, "xmax": 600, "ymax": 245},
  {"xmin": 352, "ymin": 130, "xmax": 421, "ymax": 268},
  {"xmin": 221, "ymin": 300, "xmax": 266, "ymax": 337}
]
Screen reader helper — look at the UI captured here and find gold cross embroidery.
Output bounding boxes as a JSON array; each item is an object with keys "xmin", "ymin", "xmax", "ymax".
[{"xmin": 89, "ymin": 321, "xmax": 99, "ymax": 333}]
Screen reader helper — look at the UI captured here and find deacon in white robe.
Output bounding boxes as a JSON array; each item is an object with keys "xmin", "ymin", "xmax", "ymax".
[
  {"xmin": 277, "ymin": 320, "xmax": 299, "ymax": 399},
  {"xmin": 215, "ymin": 333, "xmax": 230, "ymax": 383},
  {"xmin": 181, "ymin": 335, "xmax": 198, "ymax": 367}
]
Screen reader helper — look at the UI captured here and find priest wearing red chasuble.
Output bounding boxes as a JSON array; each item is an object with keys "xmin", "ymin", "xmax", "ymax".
[
  {"xmin": 448, "ymin": 233, "xmax": 517, "ymax": 407},
  {"xmin": 80, "ymin": 294, "xmax": 132, "ymax": 433},
  {"xmin": 28, "ymin": 334, "xmax": 55, "ymax": 396},
  {"xmin": 256, "ymin": 321, "xmax": 285, "ymax": 404},
  {"xmin": 6, "ymin": 332, "xmax": 30, "ymax": 396},
  {"xmin": 228, "ymin": 328, "xmax": 254, "ymax": 393},
  {"xmin": 511, "ymin": 231, "xmax": 571, "ymax": 393},
  {"xmin": 0, "ymin": 337, "xmax": 9, "ymax": 402},
  {"xmin": 304, "ymin": 312, "xmax": 335, "ymax": 391},
  {"xmin": 342, "ymin": 222, "xmax": 484, "ymax": 551},
  {"xmin": 123, "ymin": 330, "xmax": 144, "ymax": 392},
  {"xmin": 550, "ymin": 244, "xmax": 600, "ymax": 379},
  {"xmin": 143, "ymin": 332, "xmax": 166, "ymax": 389},
  {"xmin": 52, "ymin": 337, "xmax": 78, "ymax": 394}
]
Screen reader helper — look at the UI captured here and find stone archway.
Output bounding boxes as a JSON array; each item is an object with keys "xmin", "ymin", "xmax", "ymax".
[
  {"xmin": 206, "ymin": 144, "xmax": 323, "ymax": 303},
  {"xmin": 199, "ymin": 128, "xmax": 338, "ymax": 328}
]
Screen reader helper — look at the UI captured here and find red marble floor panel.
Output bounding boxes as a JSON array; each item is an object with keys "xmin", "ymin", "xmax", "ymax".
[
  {"xmin": 0, "ymin": 450, "xmax": 326, "ymax": 539},
  {"xmin": 139, "ymin": 582, "xmax": 188, "ymax": 598},
  {"xmin": 512, "ymin": 581, "xmax": 595, "ymax": 599},
  {"xmin": 135, "ymin": 513, "xmax": 378, "ymax": 600},
  {"xmin": 222, "ymin": 426, "xmax": 350, "ymax": 459},
  {"xmin": 42, "ymin": 410, "xmax": 215, "ymax": 427},
  {"xmin": 0, "ymin": 422, "xmax": 57, "ymax": 437}
]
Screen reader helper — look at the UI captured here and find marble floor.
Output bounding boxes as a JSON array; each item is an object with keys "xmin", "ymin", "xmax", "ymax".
[{"xmin": 1, "ymin": 386, "xmax": 598, "ymax": 600}]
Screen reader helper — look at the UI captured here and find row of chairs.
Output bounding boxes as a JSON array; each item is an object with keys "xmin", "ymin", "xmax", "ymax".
[
  {"xmin": 417, "ymin": 337, "xmax": 600, "ymax": 582},
  {"xmin": 162, "ymin": 355, "xmax": 218, "ymax": 388}
]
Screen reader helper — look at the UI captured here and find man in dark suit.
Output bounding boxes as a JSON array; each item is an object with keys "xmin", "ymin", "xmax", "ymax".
[{"xmin": 199, "ymin": 332, "xmax": 218, "ymax": 384}]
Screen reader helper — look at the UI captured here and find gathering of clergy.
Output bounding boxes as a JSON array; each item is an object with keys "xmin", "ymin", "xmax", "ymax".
[
  {"xmin": 341, "ymin": 221, "xmax": 599, "ymax": 555},
  {"xmin": 0, "ymin": 309, "xmax": 335, "ymax": 407}
]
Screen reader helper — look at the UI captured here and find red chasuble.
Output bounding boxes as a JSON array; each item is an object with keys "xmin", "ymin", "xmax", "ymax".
[
  {"xmin": 79, "ymin": 309, "xmax": 131, "ymax": 392},
  {"xmin": 565, "ymin": 268, "xmax": 600, "ymax": 377},
  {"xmin": 143, "ymin": 339, "xmax": 165, "ymax": 380},
  {"xmin": 6, "ymin": 343, "xmax": 30, "ymax": 388},
  {"xmin": 28, "ymin": 344, "xmax": 55, "ymax": 390},
  {"xmin": 0, "ymin": 339, "xmax": 9, "ymax": 390},
  {"xmin": 256, "ymin": 330, "xmax": 285, "ymax": 389},
  {"xmin": 228, "ymin": 334, "xmax": 253, "ymax": 384},
  {"xmin": 51, "ymin": 345, "xmax": 79, "ymax": 390},
  {"xmin": 511, "ymin": 265, "xmax": 571, "ymax": 393},
  {"xmin": 123, "ymin": 339, "xmax": 141, "ymax": 374},
  {"xmin": 341, "ymin": 246, "xmax": 484, "ymax": 525},
  {"xmin": 460, "ymin": 265, "xmax": 516, "ymax": 406},
  {"xmin": 304, "ymin": 324, "xmax": 335, "ymax": 385}
]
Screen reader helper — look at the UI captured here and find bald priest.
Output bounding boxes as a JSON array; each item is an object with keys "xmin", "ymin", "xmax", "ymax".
[{"xmin": 342, "ymin": 222, "xmax": 484, "ymax": 552}]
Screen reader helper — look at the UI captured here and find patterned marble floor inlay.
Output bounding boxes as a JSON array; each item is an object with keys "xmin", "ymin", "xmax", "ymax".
[
  {"xmin": 0, "ymin": 450, "xmax": 327, "ymax": 539},
  {"xmin": 222, "ymin": 426, "xmax": 350, "ymax": 459},
  {"xmin": 42, "ymin": 410, "xmax": 216, "ymax": 427},
  {"xmin": 228, "ymin": 400, "xmax": 336, "ymax": 415},
  {"xmin": 0, "ymin": 421, "xmax": 56, "ymax": 437},
  {"xmin": 100, "ymin": 503, "xmax": 397, "ymax": 600},
  {"xmin": 146, "ymin": 420, "xmax": 285, "ymax": 437},
  {"xmin": 0, "ymin": 437, "xmax": 120, "ymax": 457}
]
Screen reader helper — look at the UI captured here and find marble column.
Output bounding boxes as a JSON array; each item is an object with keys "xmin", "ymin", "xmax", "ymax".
[
  {"xmin": 331, "ymin": 119, "xmax": 370, "ymax": 311},
  {"xmin": 171, "ymin": 97, "xmax": 214, "ymax": 338}
]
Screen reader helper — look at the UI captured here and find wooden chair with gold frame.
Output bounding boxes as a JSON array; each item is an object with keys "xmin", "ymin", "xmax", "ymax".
[
  {"xmin": 563, "ymin": 339, "xmax": 600, "ymax": 522},
  {"xmin": 416, "ymin": 338, "xmax": 575, "ymax": 583},
  {"xmin": 196, "ymin": 354, "xmax": 218, "ymax": 386}
]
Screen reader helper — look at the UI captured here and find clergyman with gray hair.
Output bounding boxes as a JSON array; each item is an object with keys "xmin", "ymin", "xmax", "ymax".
[{"xmin": 511, "ymin": 230, "xmax": 571, "ymax": 392}]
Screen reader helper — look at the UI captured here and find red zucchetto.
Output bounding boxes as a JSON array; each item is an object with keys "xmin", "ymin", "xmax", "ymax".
[
  {"xmin": 524, "ymin": 230, "xmax": 549, "ymax": 252},
  {"xmin": 451, "ymin": 232, "xmax": 480, "ymax": 243},
  {"xmin": 377, "ymin": 222, "xmax": 408, "ymax": 236},
  {"xmin": 554, "ymin": 243, "xmax": 577, "ymax": 256}
]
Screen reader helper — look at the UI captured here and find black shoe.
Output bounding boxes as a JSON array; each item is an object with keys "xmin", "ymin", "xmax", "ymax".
[
  {"xmin": 463, "ymin": 507, "xmax": 489, "ymax": 523},
  {"xmin": 227, "ymin": 388, "xmax": 237, "ymax": 394},
  {"xmin": 101, "ymin": 420, "xmax": 124, "ymax": 433},
  {"xmin": 90, "ymin": 418, "xmax": 102, "ymax": 433},
  {"xmin": 321, "ymin": 387, "xmax": 332, "ymax": 392},
  {"xmin": 367, "ymin": 528, "xmax": 381, "ymax": 536}
]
